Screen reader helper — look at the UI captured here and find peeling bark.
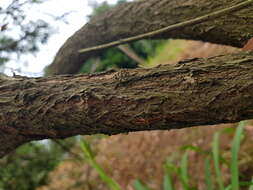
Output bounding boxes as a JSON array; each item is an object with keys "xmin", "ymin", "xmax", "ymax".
[
  {"xmin": 1, "ymin": 51, "xmax": 253, "ymax": 157},
  {"xmin": 48, "ymin": 0, "xmax": 253, "ymax": 75}
]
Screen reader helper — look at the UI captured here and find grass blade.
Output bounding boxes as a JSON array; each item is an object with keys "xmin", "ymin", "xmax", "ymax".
[
  {"xmin": 164, "ymin": 160, "xmax": 175, "ymax": 190},
  {"xmin": 180, "ymin": 152, "xmax": 189, "ymax": 190},
  {"xmin": 80, "ymin": 140, "xmax": 122, "ymax": 190},
  {"xmin": 225, "ymin": 184, "xmax": 232, "ymax": 190},
  {"xmin": 204, "ymin": 157, "xmax": 213, "ymax": 190},
  {"xmin": 212, "ymin": 132, "xmax": 224, "ymax": 190},
  {"xmin": 231, "ymin": 121, "xmax": 245, "ymax": 190},
  {"xmin": 163, "ymin": 174, "xmax": 174, "ymax": 190},
  {"xmin": 248, "ymin": 178, "xmax": 253, "ymax": 190},
  {"xmin": 133, "ymin": 180, "xmax": 151, "ymax": 190}
]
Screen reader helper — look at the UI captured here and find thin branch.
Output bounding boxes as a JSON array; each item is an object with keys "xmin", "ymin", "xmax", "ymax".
[
  {"xmin": 117, "ymin": 44, "xmax": 146, "ymax": 65},
  {"xmin": 0, "ymin": 35, "xmax": 27, "ymax": 51},
  {"xmin": 79, "ymin": 0, "xmax": 253, "ymax": 53},
  {"xmin": 53, "ymin": 139, "xmax": 83, "ymax": 161}
]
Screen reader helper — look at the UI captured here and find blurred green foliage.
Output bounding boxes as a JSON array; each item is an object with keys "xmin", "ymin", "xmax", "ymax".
[
  {"xmin": 80, "ymin": 0, "xmax": 167, "ymax": 73},
  {"xmin": 0, "ymin": 142, "xmax": 63, "ymax": 190},
  {"xmin": 0, "ymin": 136, "xmax": 81, "ymax": 190},
  {"xmin": 80, "ymin": 39, "xmax": 166, "ymax": 73},
  {"xmin": 80, "ymin": 121, "xmax": 253, "ymax": 190}
]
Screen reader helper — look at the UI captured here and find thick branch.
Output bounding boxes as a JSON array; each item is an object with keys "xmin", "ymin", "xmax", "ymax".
[
  {"xmin": 48, "ymin": 0, "xmax": 253, "ymax": 75},
  {"xmin": 79, "ymin": 0, "xmax": 253, "ymax": 54},
  {"xmin": 1, "ymin": 51, "xmax": 253, "ymax": 157}
]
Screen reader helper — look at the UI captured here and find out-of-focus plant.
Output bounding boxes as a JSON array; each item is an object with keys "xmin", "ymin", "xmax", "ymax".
[
  {"xmin": 80, "ymin": 139, "xmax": 122, "ymax": 190},
  {"xmin": 0, "ymin": 141, "xmax": 64, "ymax": 190},
  {"xmin": 0, "ymin": 0, "xmax": 54, "ymax": 68},
  {"xmin": 80, "ymin": 121, "xmax": 253, "ymax": 190},
  {"xmin": 80, "ymin": 0, "xmax": 167, "ymax": 73}
]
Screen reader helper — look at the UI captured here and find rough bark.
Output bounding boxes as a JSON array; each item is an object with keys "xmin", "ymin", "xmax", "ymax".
[
  {"xmin": 47, "ymin": 0, "xmax": 253, "ymax": 75},
  {"xmin": 1, "ymin": 51, "xmax": 253, "ymax": 157}
]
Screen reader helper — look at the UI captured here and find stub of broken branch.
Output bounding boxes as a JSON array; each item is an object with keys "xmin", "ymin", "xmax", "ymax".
[{"xmin": 243, "ymin": 38, "xmax": 253, "ymax": 51}]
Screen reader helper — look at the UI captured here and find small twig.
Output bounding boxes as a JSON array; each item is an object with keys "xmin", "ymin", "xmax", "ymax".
[
  {"xmin": 117, "ymin": 44, "xmax": 146, "ymax": 65},
  {"xmin": 0, "ymin": 35, "xmax": 27, "ymax": 51},
  {"xmin": 53, "ymin": 139, "xmax": 83, "ymax": 161},
  {"xmin": 79, "ymin": 0, "xmax": 253, "ymax": 54}
]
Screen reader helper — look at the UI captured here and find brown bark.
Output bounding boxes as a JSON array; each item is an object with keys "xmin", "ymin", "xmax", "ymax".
[
  {"xmin": 47, "ymin": 0, "xmax": 253, "ymax": 75},
  {"xmin": 1, "ymin": 51, "xmax": 253, "ymax": 157}
]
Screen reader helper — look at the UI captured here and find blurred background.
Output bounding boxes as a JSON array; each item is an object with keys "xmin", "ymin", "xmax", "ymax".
[{"xmin": 1, "ymin": 0, "xmax": 253, "ymax": 190}]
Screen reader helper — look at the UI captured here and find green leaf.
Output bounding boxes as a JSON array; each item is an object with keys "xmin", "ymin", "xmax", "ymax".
[
  {"xmin": 163, "ymin": 174, "xmax": 174, "ymax": 190},
  {"xmin": 164, "ymin": 161, "xmax": 175, "ymax": 190},
  {"xmin": 133, "ymin": 180, "xmax": 152, "ymax": 190},
  {"xmin": 248, "ymin": 178, "xmax": 253, "ymax": 190},
  {"xmin": 204, "ymin": 157, "xmax": 213, "ymax": 190},
  {"xmin": 231, "ymin": 121, "xmax": 245, "ymax": 190},
  {"xmin": 225, "ymin": 184, "xmax": 232, "ymax": 190},
  {"xmin": 80, "ymin": 140, "xmax": 94, "ymax": 160},
  {"xmin": 179, "ymin": 152, "xmax": 190, "ymax": 190},
  {"xmin": 180, "ymin": 145, "xmax": 208, "ymax": 155},
  {"xmin": 80, "ymin": 140, "xmax": 122, "ymax": 190},
  {"xmin": 212, "ymin": 132, "xmax": 224, "ymax": 190}
]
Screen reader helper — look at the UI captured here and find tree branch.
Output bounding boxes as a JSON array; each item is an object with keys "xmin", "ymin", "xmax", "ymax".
[
  {"xmin": 48, "ymin": 0, "xmax": 253, "ymax": 75},
  {"xmin": 79, "ymin": 0, "xmax": 253, "ymax": 54},
  {"xmin": 1, "ymin": 51, "xmax": 253, "ymax": 157}
]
